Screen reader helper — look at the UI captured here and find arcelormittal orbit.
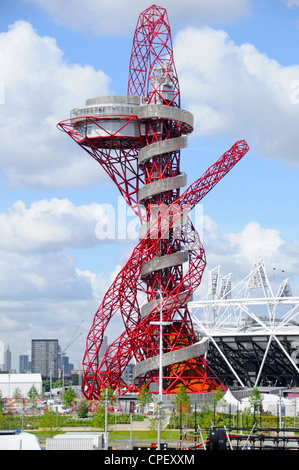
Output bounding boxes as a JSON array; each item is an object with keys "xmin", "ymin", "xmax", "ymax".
[{"xmin": 58, "ymin": 5, "xmax": 249, "ymax": 399}]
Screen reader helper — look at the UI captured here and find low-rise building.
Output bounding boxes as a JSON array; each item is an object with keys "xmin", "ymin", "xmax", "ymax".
[
  {"xmin": 0, "ymin": 373, "xmax": 42, "ymax": 398},
  {"xmin": 0, "ymin": 430, "xmax": 41, "ymax": 450}
]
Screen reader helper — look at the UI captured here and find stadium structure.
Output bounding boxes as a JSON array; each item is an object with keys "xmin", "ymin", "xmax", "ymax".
[
  {"xmin": 57, "ymin": 5, "xmax": 249, "ymax": 399},
  {"xmin": 190, "ymin": 259, "xmax": 299, "ymax": 388}
]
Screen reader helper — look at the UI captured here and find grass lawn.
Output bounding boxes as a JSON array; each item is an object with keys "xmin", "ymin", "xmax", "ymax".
[
  {"xmin": 30, "ymin": 428, "xmax": 182, "ymax": 447},
  {"xmin": 108, "ymin": 429, "xmax": 181, "ymax": 440}
]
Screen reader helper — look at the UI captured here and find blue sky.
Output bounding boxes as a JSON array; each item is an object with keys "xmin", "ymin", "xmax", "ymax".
[{"xmin": 0, "ymin": 0, "xmax": 299, "ymax": 370}]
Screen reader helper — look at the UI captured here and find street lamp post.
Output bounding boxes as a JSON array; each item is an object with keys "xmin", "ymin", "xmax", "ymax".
[
  {"xmin": 104, "ymin": 387, "xmax": 108, "ymax": 450},
  {"xmin": 150, "ymin": 291, "xmax": 172, "ymax": 451}
]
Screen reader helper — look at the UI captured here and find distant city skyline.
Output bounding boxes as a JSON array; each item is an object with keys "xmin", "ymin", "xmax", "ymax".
[
  {"xmin": 0, "ymin": 339, "xmax": 74, "ymax": 376},
  {"xmin": 0, "ymin": 1, "xmax": 298, "ymax": 368}
]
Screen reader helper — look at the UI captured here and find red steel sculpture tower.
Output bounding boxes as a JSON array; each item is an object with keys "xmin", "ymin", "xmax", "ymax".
[{"xmin": 58, "ymin": 5, "xmax": 249, "ymax": 398}]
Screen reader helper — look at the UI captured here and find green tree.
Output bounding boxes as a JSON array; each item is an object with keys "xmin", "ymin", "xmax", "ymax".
[
  {"xmin": 175, "ymin": 384, "xmax": 190, "ymax": 414},
  {"xmin": 211, "ymin": 386, "xmax": 226, "ymax": 407},
  {"xmin": 39, "ymin": 410, "xmax": 62, "ymax": 437},
  {"xmin": 137, "ymin": 384, "xmax": 151, "ymax": 412},
  {"xmin": 149, "ymin": 406, "xmax": 167, "ymax": 434},
  {"xmin": 198, "ymin": 401, "xmax": 215, "ymax": 428},
  {"xmin": 54, "ymin": 379, "xmax": 63, "ymax": 389},
  {"xmin": 174, "ymin": 384, "xmax": 191, "ymax": 439},
  {"xmin": 249, "ymin": 388, "xmax": 264, "ymax": 410},
  {"xmin": 91, "ymin": 406, "xmax": 105, "ymax": 429},
  {"xmin": 248, "ymin": 388, "xmax": 264, "ymax": 426},
  {"xmin": 91, "ymin": 406, "xmax": 115, "ymax": 429},
  {"xmin": 13, "ymin": 387, "xmax": 22, "ymax": 399},
  {"xmin": 27, "ymin": 386, "xmax": 39, "ymax": 413},
  {"xmin": 211, "ymin": 386, "xmax": 227, "ymax": 418},
  {"xmin": 43, "ymin": 380, "xmax": 50, "ymax": 393},
  {"xmin": 98, "ymin": 386, "xmax": 116, "ymax": 407},
  {"xmin": 91, "ymin": 386, "xmax": 116, "ymax": 429},
  {"xmin": 0, "ymin": 392, "xmax": 4, "ymax": 413},
  {"xmin": 62, "ymin": 387, "xmax": 76, "ymax": 407},
  {"xmin": 77, "ymin": 398, "xmax": 90, "ymax": 419}
]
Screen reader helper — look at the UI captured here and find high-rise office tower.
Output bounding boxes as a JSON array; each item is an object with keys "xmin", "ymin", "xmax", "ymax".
[
  {"xmin": 4, "ymin": 346, "xmax": 11, "ymax": 372},
  {"xmin": 31, "ymin": 339, "xmax": 59, "ymax": 379},
  {"xmin": 19, "ymin": 355, "xmax": 31, "ymax": 374}
]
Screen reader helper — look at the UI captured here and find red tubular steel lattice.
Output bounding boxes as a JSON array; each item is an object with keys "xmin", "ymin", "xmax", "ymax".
[{"xmin": 57, "ymin": 5, "xmax": 249, "ymax": 398}]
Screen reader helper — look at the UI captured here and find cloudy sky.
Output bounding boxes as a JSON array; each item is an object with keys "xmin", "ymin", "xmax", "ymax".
[{"xmin": 0, "ymin": 0, "xmax": 299, "ymax": 370}]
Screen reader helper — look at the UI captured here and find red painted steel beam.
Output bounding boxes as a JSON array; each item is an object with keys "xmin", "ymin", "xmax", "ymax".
[{"xmin": 58, "ymin": 5, "xmax": 249, "ymax": 399}]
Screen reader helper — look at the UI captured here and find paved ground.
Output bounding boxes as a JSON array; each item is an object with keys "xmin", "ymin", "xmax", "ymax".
[
  {"xmin": 45, "ymin": 418, "xmax": 153, "ymax": 433},
  {"xmin": 112, "ymin": 418, "xmax": 151, "ymax": 431}
]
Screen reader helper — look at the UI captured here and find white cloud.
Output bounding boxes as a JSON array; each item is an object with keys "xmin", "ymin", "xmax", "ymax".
[
  {"xmin": 0, "ymin": 246, "xmax": 119, "ymax": 368},
  {"xmin": 0, "ymin": 193, "xmax": 118, "ymax": 301},
  {"xmin": 202, "ymin": 215, "xmax": 299, "ymax": 281},
  {"xmin": 285, "ymin": 0, "xmax": 299, "ymax": 8},
  {"xmin": 0, "ymin": 198, "xmax": 110, "ymax": 252},
  {"xmin": 0, "ymin": 20, "xmax": 111, "ymax": 189},
  {"xmin": 25, "ymin": 0, "xmax": 251, "ymax": 36},
  {"xmin": 174, "ymin": 27, "xmax": 299, "ymax": 167},
  {"xmin": 226, "ymin": 221, "xmax": 284, "ymax": 262},
  {"xmin": 0, "ymin": 249, "xmax": 92, "ymax": 301},
  {"xmin": 1, "ymin": 15, "xmax": 298, "ymax": 191}
]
